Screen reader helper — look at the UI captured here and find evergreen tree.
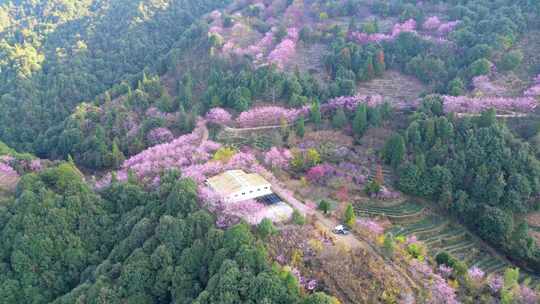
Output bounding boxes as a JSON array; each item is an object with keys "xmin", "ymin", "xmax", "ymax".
[
  {"xmin": 318, "ymin": 200, "xmax": 331, "ymax": 215},
  {"xmin": 296, "ymin": 116, "xmax": 305, "ymax": 138},
  {"xmin": 332, "ymin": 108, "xmax": 347, "ymax": 129},
  {"xmin": 374, "ymin": 50, "xmax": 385, "ymax": 76},
  {"xmin": 311, "ymin": 101, "xmax": 322, "ymax": 128},
  {"xmin": 383, "ymin": 133, "xmax": 406, "ymax": 168},
  {"xmin": 111, "ymin": 138, "xmax": 125, "ymax": 169},
  {"xmin": 343, "ymin": 203, "xmax": 356, "ymax": 228},
  {"xmin": 352, "ymin": 104, "xmax": 368, "ymax": 138}
]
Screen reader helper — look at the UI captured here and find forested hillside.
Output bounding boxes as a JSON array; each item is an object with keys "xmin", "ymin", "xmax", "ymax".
[
  {"xmin": 0, "ymin": 0, "xmax": 229, "ymax": 152},
  {"xmin": 0, "ymin": 164, "xmax": 336, "ymax": 303}
]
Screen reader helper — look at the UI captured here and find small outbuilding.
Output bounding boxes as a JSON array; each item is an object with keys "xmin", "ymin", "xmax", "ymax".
[{"xmin": 206, "ymin": 170, "xmax": 273, "ymax": 203}]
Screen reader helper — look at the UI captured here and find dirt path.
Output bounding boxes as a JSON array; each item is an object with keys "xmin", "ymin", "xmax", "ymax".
[
  {"xmin": 273, "ymin": 184, "xmax": 421, "ymax": 302},
  {"xmin": 314, "ymin": 213, "xmax": 421, "ymax": 301}
]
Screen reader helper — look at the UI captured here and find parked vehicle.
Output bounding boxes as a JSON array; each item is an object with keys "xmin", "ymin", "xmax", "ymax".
[{"xmin": 332, "ymin": 225, "xmax": 349, "ymax": 235}]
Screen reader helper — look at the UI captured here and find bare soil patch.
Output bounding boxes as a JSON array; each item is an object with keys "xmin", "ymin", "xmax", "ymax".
[
  {"xmin": 356, "ymin": 70, "xmax": 427, "ymax": 102},
  {"xmin": 0, "ymin": 172, "xmax": 18, "ymax": 193}
]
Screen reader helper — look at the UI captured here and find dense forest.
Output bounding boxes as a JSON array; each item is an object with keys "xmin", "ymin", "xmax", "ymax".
[
  {"xmin": 0, "ymin": 164, "xmax": 336, "ymax": 303},
  {"xmin": 1, "ymin": 0, "xmax": 540, "ymax": 303}
]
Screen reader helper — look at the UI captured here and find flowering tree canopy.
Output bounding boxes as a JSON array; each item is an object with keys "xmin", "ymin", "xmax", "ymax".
[
  {"xmin": 525, "ymin": 74, "xmax": 540, "ymax": 97},
  {"xmin": 0, "ymin": 162, "xmax": 18, "ymax": 179},
  {"xmin": 472, "ymin": 76, "xmax": 507, "ymax": 96},
  {"xmin": 147, "ymin": 127, "xmax": 174, "ymax": 145},
  {"xmin": 442, "ymin": 95, "xmax": 537, "ymax": 113},
  {"xmin": 206, "ymin": 107, "xmax": 232, "ymax": 125},
  {"xmin": 264, "ymin": 147, "xmax": 293, "ymax": 170},
  {"xmin": 351, "ymin": 19, "xmax": 417, "ymax": 44},
  {"xmin": 268, "ymin": 27, "xmax": 299, "ymax": 69},
  {"xmin": 235, "ymin": 106, "xmax": 309, "ymax": 128},
  {"xmin": 322, "ymin": 94, "xmax": 385, "ymax": 113},
  {"xmin": 467, "ymin": 266, "xmax": 485, "ymax": 282}
]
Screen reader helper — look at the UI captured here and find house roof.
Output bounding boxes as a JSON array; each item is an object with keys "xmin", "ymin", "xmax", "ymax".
[{"xmin": 207, "ymin": 170, "xmax": 270, "ymax": 196}]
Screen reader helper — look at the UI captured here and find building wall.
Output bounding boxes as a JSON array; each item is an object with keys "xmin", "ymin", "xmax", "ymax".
[{"xmin": 225, "ymin": 184, "xmax": 272, "ymax": 203}]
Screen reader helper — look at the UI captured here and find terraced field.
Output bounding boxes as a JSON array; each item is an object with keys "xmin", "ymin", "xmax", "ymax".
[
  {"xmin": 355, "ymin": 201, "xmax": 425, "ymax": 224},
  {"xmin": 356, "ymin": 200, "xmax": 540, "ymax": 285}
]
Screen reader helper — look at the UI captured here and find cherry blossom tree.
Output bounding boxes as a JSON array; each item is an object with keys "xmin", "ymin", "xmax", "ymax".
[
  {"xmin": 306, "ymin": 163, "xmax": 335, "ymax": 184},
  {"xmin": 488, "ymin": 275, "xmax": 503, "ymax": 293},
  {"xmin": 268, "ymin": 27, "xmax": 299, "ymax": 69},
  {"xmin": 147, "ymin": 127, "xmax": 174, "ymax": 145},
  {"xmin": 356, "ymin": 218, "xmax": 384, "ymax": 235},
  {"xmin": 321, "ymin": 94, "xmax": 385, "ymax": 114},
  {"xmin": 206, "ymin": 107, "xmax": 232, "ymax": 125},
  {"xmin": 264, "ymin": 147, "xmax": 293, "ymax": 170},
  {"xmin": 0, "ymin": 162, "xmax": 18, "ymax": 179},
  {"xmin": 423, "ymin": 16, "xmax": 442, "ymax": 31},
  {"xmin": 472, "ymin": 76, "xmax": 507, "ymax": 96},
  {"xmin": 525, "ymin": 74, "xmax": 540, "ymax": 97},
  {"xmin": 235, "ymin": 106, "xmax": 309, "ymax": 127},
  {"xmin": 442, "ymin": 95, "xmax": 537, "ymax": 113},
  {"xmin": 408, "ymin": 259, "xmax": 459, "ymax": 304},
  {"xmin": 351, "ymin": 19, "xmax": 417, "ymax": 44},
  {"xmin": 467, "ymin": 266, "xmax": 485, "ymax": 282}
]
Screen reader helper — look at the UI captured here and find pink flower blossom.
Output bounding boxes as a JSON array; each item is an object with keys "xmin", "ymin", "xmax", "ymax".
[
  {"xmin": 472, "ymin": 76, "xmax": 507, "ymax": 96},
  {"xmin": 488, "ymin": 275, "xmax": 503, "ymax": 293},
  {"xmin": 437, "ymin": 21, "xmax": 460, "ymax": 36},
  {"xmin": 264, "ymin": 147, "xmax": 293, "ymax": 170},
  {"xmin": 467, "ymin": 266, "xmax": 485, "ymax": 282},
  {"xmin": 356, "ymin": 218, "xmax": 384, "ymax": 235},
  {"xmin": 438, "ymin": 264, "xmax": 453, "ymax": 278},
  {"xmin": 209, "ymin": 10, "xmax": 221, "ymax": 21},
  {"xmin": 306, "ymin": 279, "xmax": 318, "ymax": 291},
  {"xmin": 306, "ymin": 163, "xmax": 335, "ymax": 184},
  {"xmin": 147, "ymin": 127, "xmax": 174, "ymax": 145},
  {"xmin": 525, "ymin": 74, "xmax": 540, "ymax": 97},
  {"xmin": 206, "ymin": 107, "xmax": 232, "ymax": 125},
  {"xmin": 351, "ymin": 19, "xmax": 417, "ymax": 45},
  {"xmin": 518, "ymin": 285, "xmax": 539, "ymax": 304},
  {"xmin": 268, "ymin": 39, "xmax": 296, "ymax": 69},
  {"xmin": 0, "ymin": 162, "xmax": 17, "ymax": 178},
  {"xmin": 322, "ymin": 94, "xmax": 385, "ymax": 114},
  {"xmin": 442, "ymin": 95, "xmax": 537, "ymax": 114},
  {"xmin": 423, "ymin": 16, "xmax": 442, "ymax": 31},
  {"xmin": 29, "ymin": 159, "xmax": 43, "ymax": 172},
  {"xmin": 235, "ymin": 106, "xmax": 309, "ymax": 128}
]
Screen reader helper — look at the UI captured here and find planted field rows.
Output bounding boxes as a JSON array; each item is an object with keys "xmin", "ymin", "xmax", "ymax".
[
  {"xmin": 356, "ymin": 200, "xmax": 540, "ymax": 283},
  {"xmin": 355, "ymin": 201, "xmax": 425, "ymax": 223}
]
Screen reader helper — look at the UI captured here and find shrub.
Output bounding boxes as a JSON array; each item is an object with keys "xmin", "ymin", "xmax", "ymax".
[
  {"xmin": 292, "ymin": 209, "xmax": 306, "ymax": 225},
  {"xmin": 318, "ymin": 200, "xmax": 331, "ymax": 214},
  {"xmin": 343, "ymin": 203, "xmax": 356, "ymax": 227},
  {"xmin": 258, "ymin": 218, "xmax": 277, "ymax": 239},
  {"xmin": 499, "ymin": 50, "xmax": 523, "ymax": 71}
]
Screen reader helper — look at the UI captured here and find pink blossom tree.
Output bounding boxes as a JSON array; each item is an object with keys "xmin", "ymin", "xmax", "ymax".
[
  {"xmin": 235, "ymin": 106, "xmax": 309, "ymax": 127},
  {"xmin": 467, "ymin": 266, "xmax": 485, "ymax": 282},
  {"xmin": 206, "ymin": 107, "xmax": 232, "ymax": 125},
  {"xmin": 442, "ymin": 95, "xmax": 537, "ymax": 114},
  {"xmin": 423, "ymin": 16, "xmax": 442, "ymax": 31},
  {"xmin": 0, "ymin": 162, "xmax": 18, "ymax": 179},
  {"xmin": 264, "ymin": 147, "xmax": 293, "ymax": 170},
  {"xmin": 147, "ymin": 127, "xmax": 174, "ymax": 145},
  {"xmin": 525, "ymin": 74, "xmax": 540, "ymax": 97}
]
